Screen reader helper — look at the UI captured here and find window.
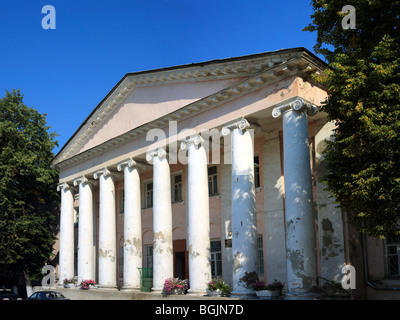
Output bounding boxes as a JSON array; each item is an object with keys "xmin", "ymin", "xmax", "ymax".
[
  {"xmin": 145, "ymin": 245, "xmax": 153, "ymax": 268},
  {"xmin": 172, "ymin": 174, "xmax": 183, "ymax": 203},
  {"xmin": 145, "ymin": 182, "xmax": 153, "ymax": 208},
  {"xmin": 254, "ymin": 156, "xmax": 260, "ymax": 188},
  {"xmin": 29, "ymin": 293, "xmax": 38, "ymax": 299},
  {"xmin": 119, "ymin": 189, "xmax": 124, "ymax": 214},
  {"xmin": 385, "ymin": 234, "xmax": 400, "ymax": 276},
  {"xmin": 257, "ymin": 234, "xmax": 264, "ymax": 276},
  {"xmin": 208, "ymin": 166, "xmax": 218, "ymax": 196},
  {"xmin": 119, "ymin": 245, "xmax": 124, "ymax": 278},
  {"xmin": 210, "ymin": 240, "xmax": 222, "ymax": 277}
]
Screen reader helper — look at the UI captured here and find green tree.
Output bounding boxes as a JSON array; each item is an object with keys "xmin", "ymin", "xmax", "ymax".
[
  {"xmin": 305, "ymin": 1, "xmax": 400, "ymax": 237},
  {"xmin": 0, "ymin": 89, "xmax": 59, "ymax": 285}
]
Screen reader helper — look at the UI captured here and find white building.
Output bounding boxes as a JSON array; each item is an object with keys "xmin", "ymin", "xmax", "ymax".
[{"xmin": 50, "ymin": 48, "xmax": 400, "ymax": 299}]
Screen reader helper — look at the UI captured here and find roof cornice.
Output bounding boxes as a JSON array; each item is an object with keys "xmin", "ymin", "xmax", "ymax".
[{"xmin": 51, "ymin": 48, "xmax": 326, "ymax": 170}]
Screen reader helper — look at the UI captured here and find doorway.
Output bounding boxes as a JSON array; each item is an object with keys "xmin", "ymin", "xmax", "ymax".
[{"xmin": 173, "ymin": 239, "xmax": 188, "ymax": 280}]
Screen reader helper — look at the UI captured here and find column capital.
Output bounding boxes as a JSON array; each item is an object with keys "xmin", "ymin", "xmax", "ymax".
[
  {"xmin": 272, "ymin": 97, "xmax": 318, "ymax": 118},
  {"xmin": 73, "ymin": 175, "xmax": 97, "ymax": 187},
  {"xmin": 117, "ymin": 158, "xmax": 146, "ymax": 172},
  {"xmin": 180, "ymin": 134, "xmax": 204, "ymax": 151},
  {"xmin": 221, "ymin": 117, "xmax": 250, "ymax": 136},
  {"xmin": 93, "ymin": 168, "xmax": 121, "ymax": 180},
  {"xmin": 146, "ymin": 147, "xmax": 167, "ymax": 163},
  {"xmin": 57, "ymin": 182, "xmax": 74, "ymax": 192}
]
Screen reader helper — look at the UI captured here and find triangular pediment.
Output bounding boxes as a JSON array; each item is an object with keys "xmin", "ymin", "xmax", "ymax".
[
  {"xmin": 51, "ymin": 48, "xmax": 327, "ymax": 168},
  {"xmin": 77, "ymin": 77, "xmax": 247, "ymax": 154}
]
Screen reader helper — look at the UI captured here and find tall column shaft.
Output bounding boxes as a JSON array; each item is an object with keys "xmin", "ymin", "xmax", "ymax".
[
  {"xmin": 94, "ymin": 168, "xmax": 117, "ymax": 289},
  {"xmin": 73, "ymin": 176, "xmax": 95, "ymax": 283},
  {"xmin": 181, "ymin": 135, "xmax": 211, "ymax": 293},
  {"xmin": 57, "ymin": 183, "xmax": 75, "ymax": 283},
  {"xmin": 273, "ymin": 98, "xmax": 318, "ymax": 292},
  {"xmin": 222, "ymin": 118, "xmax": 258, "ymax": 296},
  {"xmin": 147, "ymin": 148, "xmax": 173, "ymax": 291},
  {"xmin": 118, "ymin": 159, "xmax": 143, "ymax": 290}
]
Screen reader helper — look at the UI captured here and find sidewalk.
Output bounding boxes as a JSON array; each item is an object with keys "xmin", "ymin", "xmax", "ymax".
[{"xmin": 33, "ymin": 286, "xmax": 340, "ymax": 300}]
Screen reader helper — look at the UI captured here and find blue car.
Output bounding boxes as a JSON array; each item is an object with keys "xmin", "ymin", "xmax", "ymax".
[{"xmin": 26, "ymin": 291, "xmax": 69, "ymax": 300}]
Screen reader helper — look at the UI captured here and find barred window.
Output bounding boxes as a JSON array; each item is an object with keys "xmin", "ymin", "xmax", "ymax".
[
  {"xmin": 210, "ymin": 240, "xmax": 222, "ymax": 278},
  {"xmin": 172, "ymin": 174, "xmax": 183, "ymax": 203},
  {"xmin": 257, "ymin": 234, "xmax": 264, "ymax": 276},
  {"xmin": 146, "ymin": 245, "xmax": 153, "ymax": 269},
  {"xmin": 145, "ymin": 182, "xmax": 153, "ymax": 208},
  {"xmin": 254, "ymin": 156, "xmax": 260, "ymax": 188},
  {"xmin": 208, "ymin": 166, "xmax": 218, "ymax": 196},
  {"xmin": 385, "ymin": 233, "xmax": 400, "ymax": 277},
  {"xmin": 119, "ymin": 189, "xmax": 124, "ymax": 214}
]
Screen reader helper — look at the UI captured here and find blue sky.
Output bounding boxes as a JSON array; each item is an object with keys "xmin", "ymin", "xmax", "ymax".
[{"xmin": 0, "ymin": 0, "xmax": 321, "ymax": 154}]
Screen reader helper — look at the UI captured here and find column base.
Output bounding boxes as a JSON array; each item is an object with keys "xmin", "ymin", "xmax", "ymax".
[
  {"xmin": 121, "ymin": 286, "xmax": 140, "ymax": 291},
  {"xmin": 187, "ymin": 289, "xmax": 206, "ymax": 295},
  {"xmin": 151, "ymin": 287, "xmax": 163, "ymax": 293},
  {"xmin": 97, "ymin": 285, "xmax": 118, "ymax": 291},
  {"xmin": 230, "ymin": 288, "xmax": 256, "ymax": 298},
  {"xmin": 284, "ymin": 291, "xmax": 321, "ymax": 300}
]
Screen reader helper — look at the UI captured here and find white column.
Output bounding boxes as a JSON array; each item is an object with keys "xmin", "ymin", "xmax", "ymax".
[
  {"xmin": 73, "ymin": 176, "xmax": 96, "ymax": 283},
  {"xmin": 272, "ymin": 97, "xmax": 318, "ymax": 293},
  {"xmin": 57, "ymin": 182, "xmax": 75, "ymax": 284},
  {"xmin": 222, "ymin": 118, "xmax": 258, "ymax": 296},
  {"xmin": 117, "ymin": 158, "xmax": 144, "ymax": 290},
  {"xmin": 146, "ymin": 147, "xmax": 173, "ymax": 292},
  {"xmin": 180, "ymin": 135, "xmax": 211, "ymax": 293},
  {"xmin": 94, "ymin": 168, "xmax": 118, "ymax": 289}
]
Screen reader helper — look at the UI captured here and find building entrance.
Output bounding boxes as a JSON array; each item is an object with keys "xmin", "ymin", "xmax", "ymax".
[{"xmin": 173, "ymin": 239, "xmax": 188, "ymax": 280}]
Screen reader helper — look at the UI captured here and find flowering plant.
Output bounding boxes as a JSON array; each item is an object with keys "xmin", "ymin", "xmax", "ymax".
[
  {"xmin": 163, "ymin": 278, "xmax": 189, "ymax": 294},
  {"xmin": 207, "ymin": 278, "xmax": 230, "ymax": 294},
  {"xmin": 252, "ymin": 280, "xmax": 267, "ymax": 291},
  {"xmin": 266, "ymin": 279, "xmax": 284, "ymax": 291},
  {"xmin": 63, "ymin": 278, "xmax": 76, "ymax": 285},
  {"xmin": 80, "ymin": 279, "xmax": 97, "ymax": 290}
]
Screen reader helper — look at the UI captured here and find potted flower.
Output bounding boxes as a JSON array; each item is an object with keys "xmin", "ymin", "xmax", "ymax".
[
  {"xmin": 80, "ymin": 279, "xmax": 97, "ymax": 290},
  {"xmin": 206, "ymin": 278, "xmax": 231, "ymax": 297},
  {"xmin": 266, "ymin": 279, "xmax": 284, "ymax": 297},
  {"xmin": 253, "ymin": 279, "xmax": 284, "ymax": 299},
  {"xmin": 63, "ymin": 278, "xmax": 76, "ymax": 288},
  {"xmin": 163, "ymin": 278, "xmax": 189, "ymax": 295}
]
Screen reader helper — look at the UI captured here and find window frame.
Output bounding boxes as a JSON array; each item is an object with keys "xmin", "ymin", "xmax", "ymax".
[
  {"xmin": 145, "ymin": 245, "xmax": 153, "ymax": 268},
  {"xmin": 254, "ymin": 155, "xmax": 261, "ymax": 189},
  {"xmin": 210, "ymin": 239, "xmax": 222, "ymax": 278},
  {"xmin": 208, "ymin": 165, "xmax": 219, "ymax": 196},
  {"xmin": 257, "ymin": 234, "xmax": 265, "ymax": 276},
  {"xmin": 144, "ymin": 180, "xmax": 153, "ymax": 209},
  {"xmin": 118, "ymin": 188, "xmax": 125, "ymax": 215},
  {"xmin": 171, "ymin": 172, "xmax": 183, "ymax": 203},
  {"xmin": 385, "ymin": 234, "xmax": 400, "ymax": 277}
]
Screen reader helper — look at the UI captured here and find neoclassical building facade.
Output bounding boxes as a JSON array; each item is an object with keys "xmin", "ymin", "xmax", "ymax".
[{"xmin": 51, "ymin": 48, "xmax": 374, "ymax": 297}]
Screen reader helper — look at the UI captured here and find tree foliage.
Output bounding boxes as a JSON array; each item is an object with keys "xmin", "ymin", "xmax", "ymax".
[
  {"xmin": 305, "ymin": 1, "xmax": 400, "ymax": 237},
  {"xmin": 0, "ymin": 89, "xmax": 59, "ymax": 282}
]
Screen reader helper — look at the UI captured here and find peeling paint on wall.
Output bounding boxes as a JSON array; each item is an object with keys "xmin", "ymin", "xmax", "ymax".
[
  {"xmin": 124, "ymin": 238, "xmax": 142, "ymax": 258},
  {"xmin": 321, "ymin": 218, "xmax": 340, "ymax": 259},
  {"xmin": 99, "ymin": 248, "xmax": 115, "ymax": 262}
]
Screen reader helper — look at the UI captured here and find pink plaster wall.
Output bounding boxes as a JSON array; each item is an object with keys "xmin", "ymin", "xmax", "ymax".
[{"xmin": 78, "ymin": 78, "xmax": 246, "ymax": 154}]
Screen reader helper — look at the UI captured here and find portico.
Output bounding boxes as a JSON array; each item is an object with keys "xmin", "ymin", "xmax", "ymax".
[{"xmin": 52, "ymin": 48, "xmax": 346, "ymax": 296}]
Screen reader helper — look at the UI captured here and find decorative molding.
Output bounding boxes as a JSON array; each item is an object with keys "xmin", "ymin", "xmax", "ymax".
[
  {"xmin": 52, "ymin": 51, "xmax": 325, "ymax": 171},
  {"xmin": 179, "ymin": 134, "xmax": 204, "ymax": 151},
  {"xmin": 146, "ymin": 147, "xmax": 167, "ymax": 163},
  {"xmin": 93, "ymin": 168, "xmax": 121, "ymax": 180},
  {"xmin": 57, "ymin": 182, "xmax": 72, "ymax": 192},
  {"xmin": 73, "ymin": 175, "xmax": 97, "ymax": 187},
  {"xmin": 272, "ymin": 97, "xmax": 318, "ymax": 118},
  {"xmin": 117, "ymin": 158, "xmax": 146, "ymax": 172},
  {"xmin": 221, "ymin": 118, "xmax": 250, "ymax": 136}
]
